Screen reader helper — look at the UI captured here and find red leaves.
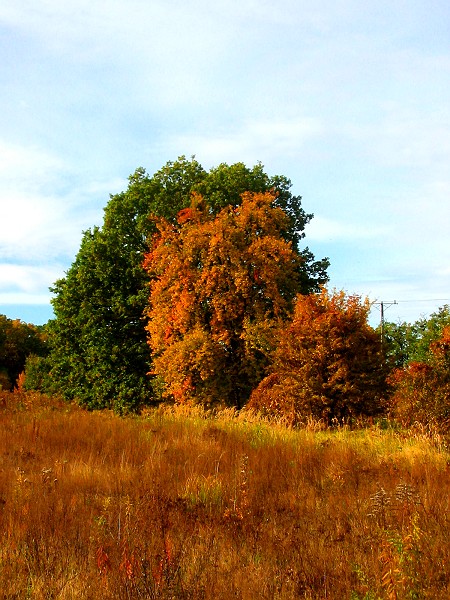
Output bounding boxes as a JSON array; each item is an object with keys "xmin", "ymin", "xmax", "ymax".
[
  {"xmin": 430, "ymin": 325, "xmax": 450, "ymax": 358},
  {"xmin": 249, "ymin": 288, "xmax": 388, "ymax": 424},
  {"xmin": 96, "ymin": 545, "xmax": 111, "ymax": 576}
]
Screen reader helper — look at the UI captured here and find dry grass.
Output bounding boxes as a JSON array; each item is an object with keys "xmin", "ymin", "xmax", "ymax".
[{"xmin": 1, "ymin": 391, "xmax": 450, "ymax": 599}]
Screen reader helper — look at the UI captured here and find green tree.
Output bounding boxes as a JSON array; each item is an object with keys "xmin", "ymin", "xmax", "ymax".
[
  {"xmin": 382, "ymin": 321, "xmax": 417, "ymax": 368},
  {"xmin": 47, "ymin": 157, "xmax": 328, "ymax": 412},
  {"xmin": 248, "ymin": 289, "xmax": 388, "ymax": 425},
  {"xmin": 383, "ymin": 305, "xmax": 450, "ymax": 368}
]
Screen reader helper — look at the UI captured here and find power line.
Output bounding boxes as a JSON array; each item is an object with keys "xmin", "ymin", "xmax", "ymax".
[
  {"xmin": 393, "ymin": 298, "xmax": 450, "ymax": 304},
  {"xmin": 369, "ymin": 298, "xmax": 450, "ymax": 337}
]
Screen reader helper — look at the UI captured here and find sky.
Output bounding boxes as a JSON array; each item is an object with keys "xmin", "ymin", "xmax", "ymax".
[{"xmin": 1, "ymin": 0, "xmax": 449, "ymax": 328}]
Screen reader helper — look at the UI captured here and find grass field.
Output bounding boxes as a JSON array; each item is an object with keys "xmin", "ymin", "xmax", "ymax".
[{"xmin": 0, "ymin": 391, "xmax": 449, "ymax": 599}]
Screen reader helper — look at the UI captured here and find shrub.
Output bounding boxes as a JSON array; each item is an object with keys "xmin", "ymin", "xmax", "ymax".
[{"xmin": 249, "ymin": 289, "xmax": 388, "ymax": 425}]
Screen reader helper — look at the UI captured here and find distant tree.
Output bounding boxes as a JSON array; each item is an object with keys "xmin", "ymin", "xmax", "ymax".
[
  {"xmin": 409, "ymin": 306, "xmax": 450, "ymax": 363},
  {"xmin": 47, "ymin": 157, "xmax": 328, "ymax": 412},
  {"xmin": 383, "ymin": 305, "xmax": 450, "ymax": 368},
  {"xmin": 0, "ymin": 315, "xmax": 47, "ymax": 390},
  {"xmin": 389, "ymin": 325, "xmax": 450, "ymax": 430},
  {"xmin": 145, "ymin": 191, "xmax": 301, "ymax": 407},
  {"xmin": 248, "ymin": 289, "xmax": 388, "ymax": 425},
  {"xmin": 381, "ymin": 321, "xmax": 415, "ymax": 369}
]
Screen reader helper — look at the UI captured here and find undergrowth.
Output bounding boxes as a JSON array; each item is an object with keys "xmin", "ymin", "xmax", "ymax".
[{"xmin": 0, "ymin": 391, "xmax": 449, "ymax": 599}]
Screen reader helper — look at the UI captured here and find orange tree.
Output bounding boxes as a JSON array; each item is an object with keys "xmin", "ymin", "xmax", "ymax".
[
  {"xmin": 144, "ymin": 191, "xmax": 300, "ymax": 407},
  {"xmin": 248, "ymin": 289, "xmax": 388, "ymax": 424}
]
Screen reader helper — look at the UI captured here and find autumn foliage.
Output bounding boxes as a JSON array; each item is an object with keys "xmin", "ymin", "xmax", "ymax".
[
  {"xmin": 144, "ymin": 191, "xmax": 300, "ymax": 407},
  {"xmin": 249, "ymin": 289, "xmax": 388, "ymax": 424},
  {"xmin": 44, "ymin": 158, "xmax": 328, "ymax": 412},
  {"xmin": 389, "ymin": 325, "xmax": 450, "ymax": 430}
]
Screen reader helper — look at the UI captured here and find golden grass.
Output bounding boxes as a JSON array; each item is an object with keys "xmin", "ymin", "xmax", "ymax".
[{"xmin": 1, "ymin": 391, "xmax": 450, "ymax": 598}]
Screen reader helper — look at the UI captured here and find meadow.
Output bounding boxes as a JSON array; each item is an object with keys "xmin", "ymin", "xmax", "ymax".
[{"xmin": 0, "ymin": 391, "xmax": 449, "ymax": 599}]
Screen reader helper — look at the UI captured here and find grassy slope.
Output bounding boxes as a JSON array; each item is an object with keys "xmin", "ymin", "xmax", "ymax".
[{"xmin": 0, "ymin": 391, "xmax": 449, "ymax": 599}]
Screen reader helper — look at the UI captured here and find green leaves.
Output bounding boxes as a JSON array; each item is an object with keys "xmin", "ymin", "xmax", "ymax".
[{"xmin": 383, "ymin": 305, "xmax": 450, "ymax": 368}]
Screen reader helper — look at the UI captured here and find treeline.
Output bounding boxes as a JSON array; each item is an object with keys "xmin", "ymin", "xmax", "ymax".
[
  {"xmin": 5, "ymin": 157, "xmax": 450, "ymax": 430},
  {"xmin": 0, "ymin": 315, "xmax": 47, "ymax": 390},
  {"xmin": 384, "ymin": 308, "xmax": 450, "ymax": 428}
]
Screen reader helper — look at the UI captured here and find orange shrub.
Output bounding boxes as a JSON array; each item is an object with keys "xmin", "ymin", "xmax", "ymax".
[{"xmin": 249, "ymin": 289, "xmax": 388, "ymax": 425}]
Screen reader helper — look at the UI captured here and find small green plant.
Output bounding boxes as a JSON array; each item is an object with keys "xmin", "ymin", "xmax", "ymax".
[{"xmin": 183, "ymin": 474, "xmax": 223, "ymax": 511}]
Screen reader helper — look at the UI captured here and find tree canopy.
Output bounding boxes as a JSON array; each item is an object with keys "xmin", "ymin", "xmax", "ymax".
[
  {"xmin": 45, "ymin": 157, "xmax": 329, "ymax": 411},
  {"xmin": 145, "ymin": 191, "xmax": 300, "ymax": 407},
  {"xmin": 389, "ymin": 324, "xmax": 450, "ymax": 430},
  {"xmin": 383, "ymin": 305, "xmax": 450, "ymax": 368}
]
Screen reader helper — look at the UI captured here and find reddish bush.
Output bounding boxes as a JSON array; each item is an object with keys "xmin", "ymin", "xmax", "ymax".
[{"xmin": 249, "ymin": 289, "xmax": 388, "ymax": 425}]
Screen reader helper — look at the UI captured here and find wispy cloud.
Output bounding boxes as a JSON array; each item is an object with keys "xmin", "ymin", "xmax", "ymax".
[
  {"xmin": 165, "ymin": 117, "xmax": 325, "ymax": 167},
  {"xmin": 0, "ymin": 264, "xmax": 62, "ymax": 306},
  {"xmin": 0, "ymin": 264, "xmax": 61, "ymax": 292},
  {"xmin": 306, "ymin": 216, "xmax": 391, "ymax": 243},
  {"xmin": 0, "ymin": 139, "xmax": 127, "ymax": 261}
]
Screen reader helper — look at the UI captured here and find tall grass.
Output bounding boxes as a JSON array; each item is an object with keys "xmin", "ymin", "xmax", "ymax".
[{"xmin": 0, "ymin": 391, "xmax": 449, "ymax": 598}]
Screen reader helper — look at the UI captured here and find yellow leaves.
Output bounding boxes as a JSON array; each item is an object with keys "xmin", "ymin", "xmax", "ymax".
[{"xmin": 151, "ymin": 326, "xmax": 227, "ymax": 404}]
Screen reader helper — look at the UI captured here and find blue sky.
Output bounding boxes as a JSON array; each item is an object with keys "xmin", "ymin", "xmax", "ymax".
[{"xmin": 1, "ymin": 0, "xmax": 449, "ymax": 327}]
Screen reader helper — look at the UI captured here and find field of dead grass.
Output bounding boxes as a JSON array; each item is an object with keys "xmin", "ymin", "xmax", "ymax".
[{"xmin": 0, "ymin": 391, "xmax": 449, "ymax": 599}]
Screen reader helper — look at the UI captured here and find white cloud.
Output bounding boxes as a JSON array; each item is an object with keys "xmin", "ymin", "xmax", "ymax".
[
  {"xmin": 166, "ymin": 117, "xmax": 325, "ymax": 167},
  {"xmin": 0, "ymin": 263, "xmax": 61, "ymax": 293},
  {"xmin": 0, "ymin": 140, "xmax": 115, "ymax": 261},
  {"xmin": 306, "ymin": 215, "xmax": 391, "ymax": 243},
  {"xmin": 0, "ymin": 264, "xmax": 62, "ymax": 296},
  {"xmin": 0, "ymin": 141, "xmax": 64, "ymax": 189}
]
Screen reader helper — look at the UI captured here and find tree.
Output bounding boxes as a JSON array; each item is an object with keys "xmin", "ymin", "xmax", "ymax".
[
  {"xmin": 388, "ymin": 325, "xmax": 450, "ymax": 430},
  {"xmin": 0, "ymin": 315, "xmax": 47, "ymax": 390},
  {"xmin": 248, "ymin": 289, "xmax": 388, "ymax": 425},
  {"xmin": 47, "ymin": 157, "xmax": 328, "ymax": 412},
  {"xmin": 381, "ymin": 321, "xmax": 416, "ymax": 369},
  {"xmin": 382, "ymin": 305, "xmax": 450, "ymax": 368},
  {"xmin": 145, "ymin": 191, "xmax": 300, "ymax": 407}
]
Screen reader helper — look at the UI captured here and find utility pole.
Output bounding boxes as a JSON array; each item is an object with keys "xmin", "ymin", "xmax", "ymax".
[{"xmin": 373, "ymin": 300, "xmax": 397, "ymax": 348}]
